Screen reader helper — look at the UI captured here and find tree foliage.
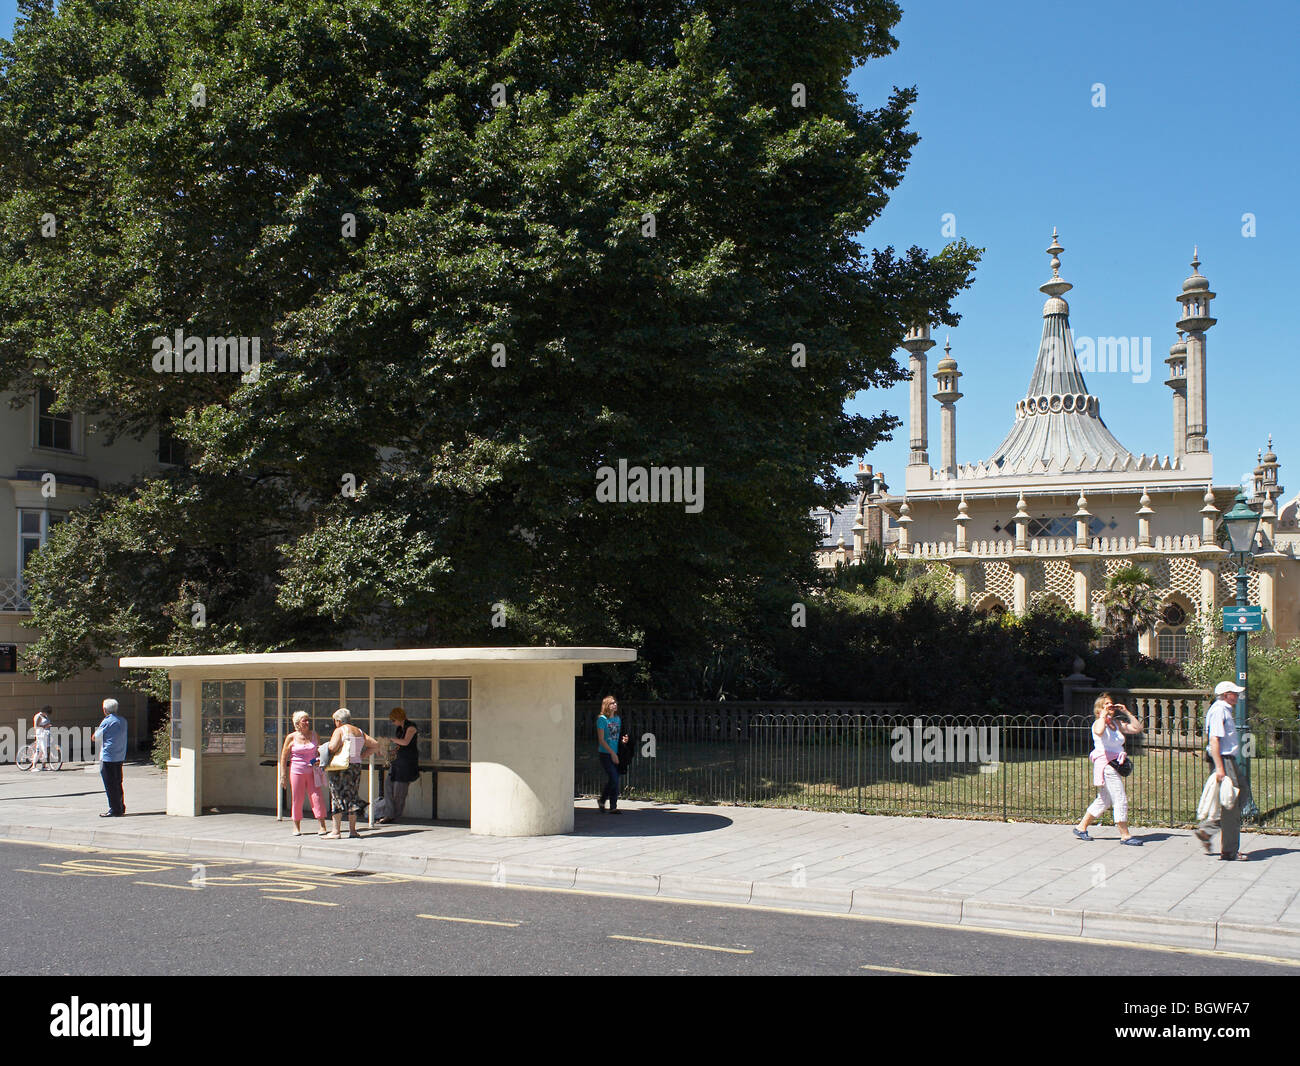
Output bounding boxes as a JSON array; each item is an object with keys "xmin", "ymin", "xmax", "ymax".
[{"xmin": 1, "ymin": 0, "xmax": 977, "ymax": 677}]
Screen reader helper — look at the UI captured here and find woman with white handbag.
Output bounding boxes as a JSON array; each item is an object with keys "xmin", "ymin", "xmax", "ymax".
[{"xmin": 323, "ymin": 708, "xmax": 380, "ymax": 839}]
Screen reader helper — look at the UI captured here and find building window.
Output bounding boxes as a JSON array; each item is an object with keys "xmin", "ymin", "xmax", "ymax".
[
  {"xmin": 170, "ymin": 681, "xmax": 182, "ymax": 760},
  {"xmin": 36, "ymin": 388, "xmax": 75, "ymax": 452},
  {"xmin": 18, "ymin": 509, "xmax": 67, "ymax": 573},
  {"xmin": 1157, "ymin": 602, "xmax": 1190, "ymax": 664},
  {"xmin": 201, "ymin": 680, "xmax": 246, "ymax": 755},
  {"xmin": 158, "ymin": 427, "xmax": 187, "ymax": 466}
]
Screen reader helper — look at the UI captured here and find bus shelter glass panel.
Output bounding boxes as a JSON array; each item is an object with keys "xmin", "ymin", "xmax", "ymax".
[
  {"xmin": 201, "ymin": 681, "xmax": 246, "ymax": 754},
  {"xmin": 437, "ymin": 679, "xmax": 470, "ymax": 764},
  {"xmin": 374, "ymin": 679, "xmax": 433, "ymax": 762},
  {"xmin": 267, "ymin": 679, "xmax": 372, "ymax": 755}
]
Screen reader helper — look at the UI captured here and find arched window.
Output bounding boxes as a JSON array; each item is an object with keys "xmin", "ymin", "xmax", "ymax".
[
  {"xmin": 974, "ymin": 595, "xmax": 1007, "ymax": 616},
  {"xmin": 1156, "ymin": 600, "xmax": 1191, "ymax": 664}
]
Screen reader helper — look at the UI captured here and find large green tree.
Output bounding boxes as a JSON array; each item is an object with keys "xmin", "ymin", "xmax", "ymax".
[{"xmin": 1, "ymin": 0, "xmax": 977, "ymax": 677}]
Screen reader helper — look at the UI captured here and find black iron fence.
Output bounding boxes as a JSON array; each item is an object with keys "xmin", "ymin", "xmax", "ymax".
[{"xmin": 576, "ymin": 702, "xmax": 1300, "ymax": 831}]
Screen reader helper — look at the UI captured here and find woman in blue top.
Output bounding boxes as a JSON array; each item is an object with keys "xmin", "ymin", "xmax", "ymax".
[{"xmin": 596, "ymin": 696, "xmax": 627, "ymax": 814}]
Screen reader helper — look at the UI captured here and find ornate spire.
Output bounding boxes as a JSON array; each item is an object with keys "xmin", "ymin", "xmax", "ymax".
[
  {"xmin": 985, "ymin": 231, "xmax": 1131, "ymax": 475},
  {"xmin": 1039, "ymin": 227, "xmax": 1073, "ymax": 303}
]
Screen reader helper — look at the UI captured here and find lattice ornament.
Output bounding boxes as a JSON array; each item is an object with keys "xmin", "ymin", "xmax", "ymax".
[{"xmin": 1216, "ymin": 559, "xmax": 1261, "ymax": 608}]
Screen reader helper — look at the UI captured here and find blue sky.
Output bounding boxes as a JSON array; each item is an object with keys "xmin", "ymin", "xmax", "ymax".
[
  {"xmin": 2, "ymin": 1, "xmax": 1295, "ymax": 500},
  {"xmin": 849, "ymin": 1, "xmax": 1299, "ymax": 499}
]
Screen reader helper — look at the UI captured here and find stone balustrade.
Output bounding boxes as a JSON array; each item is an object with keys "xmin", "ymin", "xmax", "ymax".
[
  {"xmin": 895, "ymin": 532, "xmax": 1219, "ymax": 560},
  {"xmin": 0, "ymin": 578, "xmax": 30, "ymax": 613}
]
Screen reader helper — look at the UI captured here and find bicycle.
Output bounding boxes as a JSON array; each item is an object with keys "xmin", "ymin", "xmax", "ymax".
[{"xmin": 16, "ymin": 742, "xmax": 62, "ymax": 772}]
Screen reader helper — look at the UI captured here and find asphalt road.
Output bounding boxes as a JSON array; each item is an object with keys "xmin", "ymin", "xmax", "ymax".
[{"xmin": 2, "ymin": 839, "xmax": 1297, "ymax": 978}]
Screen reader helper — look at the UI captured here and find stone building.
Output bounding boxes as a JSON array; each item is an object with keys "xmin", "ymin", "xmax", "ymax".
[
  {"xmin": 817, "ymin": 231, "xmax": 1298, "ymax": 661},
  {"xmin": 0, "ymin": 388, "xmax": 167, "ymax": 754}
]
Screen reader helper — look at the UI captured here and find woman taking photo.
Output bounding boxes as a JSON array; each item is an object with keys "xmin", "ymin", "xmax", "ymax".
[
  {"xmin": 1074, "ymin": 693, "xmax": 1144, "ymax": 845},
  {"xmin": 279, "ymin": 710, "xmax": 328, "ymax": 836}
]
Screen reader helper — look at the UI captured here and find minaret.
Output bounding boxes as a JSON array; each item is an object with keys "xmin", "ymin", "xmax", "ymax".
[
  {"xmin": 1165, "ymin": 331, "xmax": 1188, "ymax": 461},
  {"xmin": 902, "ymin": 324, "xmax": 935, "ymax": 466},
  {"xmin": 1176, "ymin": 248, "xmax": 1216, "ymax": 454},
  {"xmin": 1258, "ymin": 436, "xmax": 1283, "ymax": 503},
  {"xmin": 932, "ymin": 336, "xmax": 962, "ymax": 477}
]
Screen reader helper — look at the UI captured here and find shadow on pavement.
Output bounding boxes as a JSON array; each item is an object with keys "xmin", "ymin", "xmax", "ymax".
[
  {"xmin": 572, "ymin": 806, "xmax": 732, "ymax": 836},
  {"xmin": 1240, "ymin": 846, "xmax": 1300, "ymax": 859}
]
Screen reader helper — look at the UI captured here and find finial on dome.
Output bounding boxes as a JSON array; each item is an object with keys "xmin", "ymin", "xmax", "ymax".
[
  {"xmin": 1039, "ymin": 228, "xmax": 1072, "ymax": 301},
  {"xmin": 1191, "ymin": 245, "xmax": 1200, "ymax": 273}
]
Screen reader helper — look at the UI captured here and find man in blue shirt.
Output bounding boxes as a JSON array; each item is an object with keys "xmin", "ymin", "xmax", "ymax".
[
  {"xmin": 1195, "ymin": 681, "xmax": 1246, "ymax": 860},
  {"xmin": 94, "ymin": 698, "xmax": 127, "ymax": 817}
]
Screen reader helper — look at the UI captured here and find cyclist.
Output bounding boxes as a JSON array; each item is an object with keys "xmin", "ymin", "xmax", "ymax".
[{"xmin": 33, "ymin": 705, "xmax": 53, "ymax": 771}]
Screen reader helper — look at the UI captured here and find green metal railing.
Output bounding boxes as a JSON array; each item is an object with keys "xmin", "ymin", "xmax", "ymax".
[{"xmin": 576, "ymin": 702, "xmax": 1300, "ymax": 831}]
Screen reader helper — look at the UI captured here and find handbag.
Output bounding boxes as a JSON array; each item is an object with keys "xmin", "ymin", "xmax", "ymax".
[
  {"xmin": 1110, "ymin": 753, "xmax": 1133, "ymax": 777},
  {"xmin": 327, "ymin": 732, "xmax": 352, "ymax": 771}
]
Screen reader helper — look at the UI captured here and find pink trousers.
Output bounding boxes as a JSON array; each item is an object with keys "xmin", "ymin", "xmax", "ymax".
[{"xmin": 290, "ymin": 769, "xmax": 326, "ymax": 821}]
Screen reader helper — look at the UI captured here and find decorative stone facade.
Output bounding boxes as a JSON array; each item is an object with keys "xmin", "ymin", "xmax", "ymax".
[{"xmin": 816, "ymin": 233, "xmax": 1298, "ymax": 658}]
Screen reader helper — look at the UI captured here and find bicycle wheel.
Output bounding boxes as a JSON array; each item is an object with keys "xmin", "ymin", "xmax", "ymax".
[
  {"xmin": 46, "ymin": 744, "xmax": 63, "ymax": 771},
  {"xmin": 16, "ymin": 744, "xmax": 35, "ymax": 771}
]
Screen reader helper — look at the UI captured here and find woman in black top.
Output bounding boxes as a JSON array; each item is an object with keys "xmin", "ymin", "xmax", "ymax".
[{"xmin": 382, "ymin": 707, "xmax": 420, "ymax": 823}]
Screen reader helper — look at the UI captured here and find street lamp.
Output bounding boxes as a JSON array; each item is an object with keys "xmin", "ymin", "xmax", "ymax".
[{"xmin": 1220, "ymin": 491, "xmax": 1261, "ymax": 819}]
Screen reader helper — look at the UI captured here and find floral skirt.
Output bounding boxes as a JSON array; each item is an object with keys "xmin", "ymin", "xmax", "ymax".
[{"xmin": 327, "ymin": 765, "xmax": 365, "ymax": 815}]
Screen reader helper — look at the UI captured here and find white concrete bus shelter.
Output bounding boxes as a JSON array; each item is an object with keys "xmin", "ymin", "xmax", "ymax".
[{"xmin": 119, "ymin": 647, "xmax": 636, "ymax": 837}]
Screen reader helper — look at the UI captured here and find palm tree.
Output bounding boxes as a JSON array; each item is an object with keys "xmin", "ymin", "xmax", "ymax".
[{"xmin": 1102, "ymin": 565, "xmax": 1160, "ymax": 665}]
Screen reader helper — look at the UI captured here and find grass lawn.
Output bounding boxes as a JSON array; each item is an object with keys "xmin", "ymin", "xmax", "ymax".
[{"xmin": 580, "ymin": 741, "xmax": 1300, "ymax": 832}]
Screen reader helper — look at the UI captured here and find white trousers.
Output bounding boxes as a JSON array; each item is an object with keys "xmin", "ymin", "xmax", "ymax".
[{"xmin": 1086, "ymin": 764, "xmax": 1129, "ymax": 823}]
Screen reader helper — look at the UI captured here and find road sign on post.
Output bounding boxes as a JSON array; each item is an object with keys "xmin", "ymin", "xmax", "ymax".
[{"xmin": 1222, "ymin": 606, "xmax": 1263, "ymax": 632}]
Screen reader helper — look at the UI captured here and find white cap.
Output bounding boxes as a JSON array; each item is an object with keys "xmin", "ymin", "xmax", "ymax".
[{"xmin": 1214, "ymin": 681, "xmax": 1246, "ymax": 696}]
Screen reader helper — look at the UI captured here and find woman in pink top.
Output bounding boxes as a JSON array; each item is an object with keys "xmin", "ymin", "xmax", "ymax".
[{"xmin": 279, "ymin": 711, "xmax": 328, "ymax": 836}]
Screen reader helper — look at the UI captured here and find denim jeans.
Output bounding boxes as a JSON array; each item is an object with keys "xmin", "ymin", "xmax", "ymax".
[{"xmin": 599, "ymin": 752, "xmax": 620, "ymax": 810}]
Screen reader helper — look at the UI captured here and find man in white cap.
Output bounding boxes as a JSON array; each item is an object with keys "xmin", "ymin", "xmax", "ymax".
[{"xmin": 1194, "ymin": 681, "xmax": 1247, "ymax": 860}]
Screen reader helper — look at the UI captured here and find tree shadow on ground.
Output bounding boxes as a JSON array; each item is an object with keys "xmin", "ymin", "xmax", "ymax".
[{"xmin": 572, "ymin": 806, "xmax": 732, "ymax": 836}]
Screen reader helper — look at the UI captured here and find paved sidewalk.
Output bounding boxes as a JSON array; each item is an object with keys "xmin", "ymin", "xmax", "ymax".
[{"xmin": 4, "ymin": 763, "xmax": 1300, "ymax": 961}]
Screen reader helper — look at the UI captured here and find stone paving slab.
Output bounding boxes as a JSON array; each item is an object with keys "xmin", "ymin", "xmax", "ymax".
[{"xmin": 3, "ymin": 763, "xmax": 1300, "ymax": 961}]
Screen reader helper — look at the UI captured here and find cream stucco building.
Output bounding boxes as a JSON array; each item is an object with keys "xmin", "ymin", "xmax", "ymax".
[
  {"xmin": 818, "ymin": 232, "xmax": 1298, "ymax": 659},
  {"xmin": 0, "ymin": 389, "xmax": 169, "ymax": 753}
]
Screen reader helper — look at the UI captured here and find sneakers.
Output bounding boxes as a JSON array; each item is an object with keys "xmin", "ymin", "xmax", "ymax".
[
  {"xmin": 1072, "ymin": 828, "xmax": 1092, "ymax": 841},
  {"xmin": 1120, "ymin": 838, "xmax": 1143, "ymax": 846}
]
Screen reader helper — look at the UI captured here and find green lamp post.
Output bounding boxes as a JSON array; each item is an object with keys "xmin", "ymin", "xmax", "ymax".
[{"xmin": 1220, "ymin": 491, "xmax": 1261, "ymax": 820}]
